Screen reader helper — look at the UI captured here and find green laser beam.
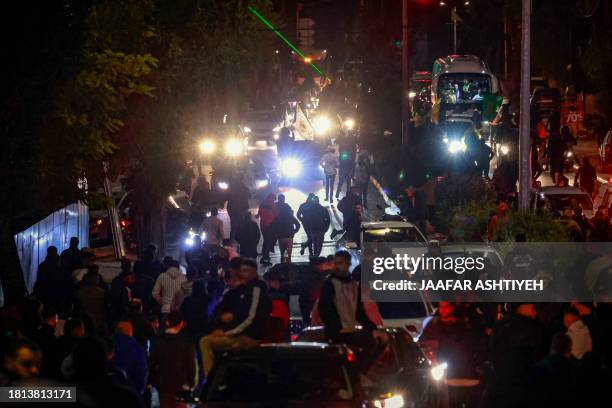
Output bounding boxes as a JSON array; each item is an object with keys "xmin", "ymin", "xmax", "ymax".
[{"xmin": 248, "ymin": 6, "xmax": 326, "ymax": 77}]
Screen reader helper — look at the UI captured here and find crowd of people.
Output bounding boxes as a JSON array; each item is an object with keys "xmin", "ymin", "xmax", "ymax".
[
  {"xmin": 0, "ymin": 235, "xmax": 390, "ymax": 408},
  {"xmin": 420, "ymin": 300, "xmax": 611, "ymax": 407}
]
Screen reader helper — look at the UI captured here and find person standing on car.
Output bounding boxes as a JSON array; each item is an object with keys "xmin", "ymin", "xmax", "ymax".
[
  {"xmin": 257, "ymin": 193, "xmax": 277, "ymax": 265},
  {"xmin": 320, "ymin": 147, "xmax": 339, "ymax": 203},
  {"xmin": 574, "ymin": 157, "xmax": 597, "ymax": 196}
]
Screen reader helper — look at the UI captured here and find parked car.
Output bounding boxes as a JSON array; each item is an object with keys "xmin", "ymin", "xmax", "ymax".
[
  {"xmin": 533, "ymin": 186, "xmax": 594, "ymax": 218},
  {"xmin": 296, "ymin": 327, "xmax": 449, "ymax": 408},
  {"xmin": 201, "ymin": 342, "xmax": 412, "ymax": 407}
]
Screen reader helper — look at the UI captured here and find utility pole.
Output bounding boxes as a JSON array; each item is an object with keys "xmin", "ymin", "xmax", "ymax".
[
  {"xmin": 452, "ymin": 6, "xmax": 458, "ymax": 54},
  {"xmin": 518, "ymin": 0, "xmax": 531, "ymax": 211},
  {"xmin": 401, "ymin": 0, "xmax": 410, "ymax": 151}
]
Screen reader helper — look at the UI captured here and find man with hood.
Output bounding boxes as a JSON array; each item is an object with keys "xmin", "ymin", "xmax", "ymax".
[{"xmin": 152, "ymin": 260, "xmax": 187, "ymax": 332}]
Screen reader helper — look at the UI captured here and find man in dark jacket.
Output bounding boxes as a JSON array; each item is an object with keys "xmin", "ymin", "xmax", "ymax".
[
  {"xmin": 199, "ymin": 259, "xmax": 271, "ymax": 377},
  {"xmin": 149, "ymin": 312, "xmax": 196, "ymax": 408},
  {"xmin": 330, "ymin": 186, "xmax": 361, "ymax": 239},
  {"xmin": 343, "ymin": 203, "xmax": 364, "ymax": 247},
  {"xmin": 226, "ymin": 178, "xmax": 250, "ymax": 239},
  {"xmin": 297, "ymin": 193, "xmax": 316, "ymax": 257},
  {"xmin": 33, "ymin": 246, "xmax": 62, "ymax": 310},
  {"xmin": 307, "ymin": 196, "xmax": 331, "ymax": 257},
  {"xmin": 574, "ymin": 157, "xmax": 597, "ymax": 196},
  {"xmin": 272, "ymin": 201, "xmax": 300, "ymax": 263},
  {"xmin": 319, "ymin": 251, "xmax": 386, "ymax": 370},
  {"xmin": 133, "ymin": 244, "xmax": 165, "ymax": 282},
  {"xmin": 112, "ymin": 319, "xmax": 148, "ymax": 397},
  {"xmin": 235, "ymin": 211, "xmax": 261, "ymax": 259}
]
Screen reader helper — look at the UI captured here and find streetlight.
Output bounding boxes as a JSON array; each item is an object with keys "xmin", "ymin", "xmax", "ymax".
[{"xmin": 438, "ymin": 0, "xmax": 469, "ymax": 54}]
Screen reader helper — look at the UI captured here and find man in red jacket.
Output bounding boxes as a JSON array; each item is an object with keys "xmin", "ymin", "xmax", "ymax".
[{"xmin": 257, "ymin": 193, "xmax": 277, "ymax": 265}]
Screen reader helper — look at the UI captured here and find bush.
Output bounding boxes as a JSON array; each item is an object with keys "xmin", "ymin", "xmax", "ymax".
[
  {"xmin": 493, "ymin": 210, "xmax": 569, "ymax": 242},
  {"xmin": 448, "ymin": 200, "xmax": 495, "ymax": 241},
  {"xmin": 435, "ymin": 174, "xmax": 495, "ymax": 232}
]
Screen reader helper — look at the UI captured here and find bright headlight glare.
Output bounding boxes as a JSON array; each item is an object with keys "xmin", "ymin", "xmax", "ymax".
[
  {"xmin": 218, "ymin": 181, "xmax": 229, "ymax": 190},
  {"xmin": 184, "ymin": 237, "xmax": 194, "ymax": 247},
  {"xmin": 280, "ymin": 158, "xmax": 303, "ymax": 178},
  {"xmin": 431, "ymin": 362, "xmax": 448, "ymax": 381},
  {"xmin": 500, "ymin": 144, "xmax": 509, "ymax": 155},
  {"xmin": 225, "ymin": 138, "xmax": 243, "ymax": 156},
  {"xmin": 448, "ymin": 139, "xmax": 467, "ymax": 154},
  {"xmin": 373, "ymin": 393, "xmax": 405, "ymax": 408},
  {"xmin": 313, "ymin": 116, "xmax": 331, "ymax": 135},
  {"xmin": 199, "ymin": 140, "xmax": 216, "ymax": 154},
  {"xmin": 344, "ymin": 118, "xmax": 355, "ymax": 129}
]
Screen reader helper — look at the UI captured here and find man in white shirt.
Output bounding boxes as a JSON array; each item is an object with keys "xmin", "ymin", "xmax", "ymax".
[{"xmin": 320, "ymin": 147, "xmax": 339, "ymax": 203}]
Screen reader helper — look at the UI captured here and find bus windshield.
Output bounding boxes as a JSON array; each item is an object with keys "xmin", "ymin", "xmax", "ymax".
[{"xmin": 438, "ymin": 73, "xmax": 491, "ymax": 104}]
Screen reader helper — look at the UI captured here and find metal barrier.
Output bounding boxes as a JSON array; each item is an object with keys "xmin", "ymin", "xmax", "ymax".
[{"xmin": 14, "ymin": 202, "xmax": 89, "ymax": 294}]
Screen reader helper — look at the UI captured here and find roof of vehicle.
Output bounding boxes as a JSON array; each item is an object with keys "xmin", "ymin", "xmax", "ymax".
[
  {"xmin": 361, "ymin": 221, "xmax": 418, "ymax": 229},
  {"xmin": 440, "ymin": 243, "xmax": 501, "ymax": 254},
  {"xmin": 222, "ymin": 342, "xmax": 350, "ymax": 361},
  {"xmin": 540, "ymin": 186, "xmax": 591, "ymax": 196},
  {"xmin": 434, "ymin": 55, "xmax": 489, "ymax": 76}
]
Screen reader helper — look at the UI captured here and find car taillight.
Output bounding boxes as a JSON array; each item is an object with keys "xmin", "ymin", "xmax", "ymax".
[{"xmin": 346, "ymin": 348, "xmax": 356, "ymax": 363}]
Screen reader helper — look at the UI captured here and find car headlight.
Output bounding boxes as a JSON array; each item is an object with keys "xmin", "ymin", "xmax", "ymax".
[
  {"xmin": 280, "ymin": 158, "xmax": 303, "ymax": 178},
  {"xmin": 184, "ymin": 237, "xmax": 194, "ymax": 246},
  {"xmin": 343, "ymin": 118, "xmax": 355, "ymax": 130},
  {"xmin": 373, "ymin": 393, "xmax": 405, "ymax": 408},
  {"xmin": 243, "ymin": 126, "xmax": 252, "ymax": 133},
  {"xmin": 218, "ymin": 181, "xmax": 229, "ymax": 190},
  {"xmin": 500, "ymin": 144, "xmax": 509, "ymax": 155},
  {"xmin": 313, "ymin": 116, "xmax": 331, "ymax": 135},
  {"xmin": 199, "ymin": 139, "xmax": 216, "ymax": 154},
  {"xmin": 431, "ymin": 362, "xmax": 448, "ymax": 381},
  {"xmin": 448, "ymin": 139, "xmax": 467, "ymax": 154},
  {"xmin": 225, "ymin": 138, "xmax": 244, "ymax": 156}
]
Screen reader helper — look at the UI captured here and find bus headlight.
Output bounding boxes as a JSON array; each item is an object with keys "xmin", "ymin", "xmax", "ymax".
[
  {"xmin": 280, "ymin": 158, "xmax": 303, "ymax": 178},
  {"xmin": 225, "ymin": 138, "xmax": 244, "ymax": 156}
]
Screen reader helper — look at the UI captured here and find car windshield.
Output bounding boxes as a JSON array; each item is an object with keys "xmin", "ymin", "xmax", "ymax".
[
  {"xmin": 206, "ymin": 358, "xmax": 353, "ymax": 402},
  {"xmin": 545, "ymin": 193, "xmax": 593, "ymax": 211},
  {"xmin": 363, "ymin": 227, "xmax": 426, "ymax": 243},
  {"xmin": 247, "ymin": 111, "xmax": 276, "ymax": 122},
  {"xmin": 438, "ymin": 73, "xmax": 490, "ymax": 103}
]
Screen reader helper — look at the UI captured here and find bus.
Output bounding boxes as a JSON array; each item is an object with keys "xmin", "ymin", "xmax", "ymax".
[{"xmin": 431, "ymin": 55, "xmax": 501, "ymax": 125}]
